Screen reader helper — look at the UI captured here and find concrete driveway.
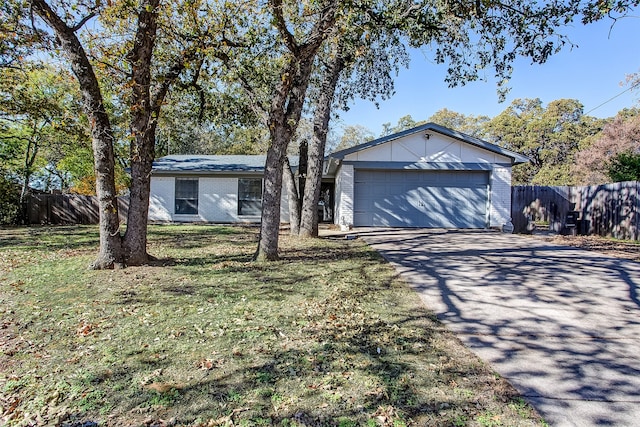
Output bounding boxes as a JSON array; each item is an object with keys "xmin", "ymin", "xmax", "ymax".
[{"xmin": 359, "ymin": 228, "xmax": 640, "ymax": 427}]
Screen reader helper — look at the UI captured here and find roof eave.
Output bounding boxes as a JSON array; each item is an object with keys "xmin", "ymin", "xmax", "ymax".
[{"xmin": 328, "ymin": 123, "xmax": 530, "ymax": 166}]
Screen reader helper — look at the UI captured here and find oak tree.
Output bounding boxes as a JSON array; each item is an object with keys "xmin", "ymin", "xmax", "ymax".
[
  {"xmin": 0, "ymin": 63, "xmax": 86, "ymax": 203},
  {"xmin": 13, "ymin": 0, "xmax": 232, "ymax": 268},
  {"xmin": 427, "ymin": 108, "xmax": 490, "ymax": 139},
  {"xmin": 287, "ymin": 0, "xmax": 637, "ymax": 239},
  {"xmin": 485, "ymin": 98, "xmax": 604, "ymax": 184}
]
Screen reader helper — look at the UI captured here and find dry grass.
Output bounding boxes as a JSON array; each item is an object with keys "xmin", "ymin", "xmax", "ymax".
[
  {"xmin": 534, "ymin": 234, "xmax": 640, "ymax": 262},
  {"xmin": 0, "ymin": 225, "xmax": 545, "ymax": 427}
]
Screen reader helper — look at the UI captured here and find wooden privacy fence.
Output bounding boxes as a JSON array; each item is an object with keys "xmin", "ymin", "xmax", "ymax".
[
  {"xmin": 511, "ymin": 181, "xmax": 640, "ymax": 240},
  {"xmin": 24, "ymin": 194, "xmax": 129, "ymax": 225}
]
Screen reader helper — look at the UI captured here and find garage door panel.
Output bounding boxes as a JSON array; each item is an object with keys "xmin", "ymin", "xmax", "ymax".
[
  {"xmin": 372, "ymin": 197, "xmax": 422, "ymax": 227},
  {"xmin": 354, "ymin": 170, "xmax": 488, "ymax": 228}
]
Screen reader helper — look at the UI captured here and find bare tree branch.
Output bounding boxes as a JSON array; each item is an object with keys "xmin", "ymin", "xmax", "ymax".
[
  {"xmin": 269, "ymin": 0, "xmax": 299, "ymax": 55},
  {"xmin": 71, "ymin": 12, "xmax": 97, "ymax": 32}
]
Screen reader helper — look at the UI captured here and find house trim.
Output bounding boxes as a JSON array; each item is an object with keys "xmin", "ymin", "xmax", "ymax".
[
  {"xmin": 340, "ymin": 161, "xmax": 510, "ymax": 171},
  {"xmin": 329, "ymin": 122, "xmax": 529, "ymax": 165}
]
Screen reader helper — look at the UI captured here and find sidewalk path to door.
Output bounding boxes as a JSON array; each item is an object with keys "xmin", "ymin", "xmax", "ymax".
[{"xmin": 358, "ymin": 228, "xmax": 640, "ymax": 427}]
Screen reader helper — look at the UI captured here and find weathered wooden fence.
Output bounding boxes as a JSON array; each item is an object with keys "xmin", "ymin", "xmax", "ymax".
[
  {"xmin": 24, "ymin": 194, "xmax": 129, "ymax": 225},
  {"xmin": 512, "ymin": 181, "xmax": 640, "ymax": 240}
]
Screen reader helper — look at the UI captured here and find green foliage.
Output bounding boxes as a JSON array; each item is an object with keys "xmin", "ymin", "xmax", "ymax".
[
  {"xmin": 331, "ymin": 124, "xmax": 375, "ymax": 152},
  {"xmin": 0, "ymin": 173, "xmax": 21, "ymax": 225},
  {"xmin": 573, "ymin": 108, "xmax": 640, "ymax": 185},
  {"xmin": 485, "ymin": 98, "xmax": 604, "ymax": 185},
  {"xmin": 0, "ymin": 63, "xmax": 90, "ymax": 194},
  {"xmin": 607, "ymin": 151, "xmax": 640, "ymax": 182},
  {"xmin": 428, "ymin": 108, "xmax": 490, "ymax": 138},
  {"xmin": 153, "ymin": 75, "xmax": 270, "ymax": 156},
  {"xmin": 0, "ymin": 0, "xmax": 44, "ymax": 68},
  {"xmin": 381, "ymin": 115, "xmax": 427, "ymax": 136}
]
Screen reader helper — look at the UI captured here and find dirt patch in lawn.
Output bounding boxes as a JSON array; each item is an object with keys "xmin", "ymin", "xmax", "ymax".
[
  {"xmin": 533, "ymin": 234, "xmax": 640, "ymax": 262},
  {"xmin": 1, "ymin": 225, "xmax": 546, "ymax": 427}
]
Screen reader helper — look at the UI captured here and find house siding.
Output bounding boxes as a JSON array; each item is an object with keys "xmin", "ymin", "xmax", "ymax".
[
  {"xmin": 344, "ymin": 132, "xmax": 511, "ymax": 165},
  {"xmin": 279, "ymin": 183, "xmax": 290, "ymax": 223},
  {"xmin": 149, "ymin": 175, "xmax": 290, "ymax": 223},
  {"xmin": 149, "ymin": 176, "xmax": 174, "ymax": 221},
  {"xmin": 489, "ymin": 165, "xmax": 512, "ymax": 227},
  {"xmin": 335, "ymin": 164, "xmax": 354, "ymax": 227},
  {"xmin": 200, "ymin": 177, "xmax": 238, "ymax": 222}
]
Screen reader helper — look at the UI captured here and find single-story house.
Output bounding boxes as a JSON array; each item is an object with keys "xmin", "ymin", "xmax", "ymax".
[
  {"xmin": 148, "ymin": 155, "xmax": 296, "ymax": 223},
  {"xmin": 148, "ymin": 123, "xmax": 528, "ymax": 228}
]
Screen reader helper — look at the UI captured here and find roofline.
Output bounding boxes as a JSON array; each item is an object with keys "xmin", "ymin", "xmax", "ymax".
[
  {"xmin": 150, "ymin": 154, "xmax": 300, "ymax": 173},
  {"xmin": 151, "ymin": 170, "xmax": 266, "ymax": 176},
  {"xmin": 327, "ymin": 122, "xmax": 529, "ymax": 165}
]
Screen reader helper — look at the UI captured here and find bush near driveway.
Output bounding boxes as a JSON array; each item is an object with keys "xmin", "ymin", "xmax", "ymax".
[{"xmin": 0, "ymin": 225, "xmax": 546, "ymax": 426}]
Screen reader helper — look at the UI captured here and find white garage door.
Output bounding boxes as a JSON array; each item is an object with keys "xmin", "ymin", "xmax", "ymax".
[{"xmin": 354, "ymin": 170, "xmax": 489, "ymax": 228}]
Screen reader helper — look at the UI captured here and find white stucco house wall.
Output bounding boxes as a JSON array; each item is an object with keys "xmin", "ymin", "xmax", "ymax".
[
  {"xmin": 148, "ymin": 155, "xmax": 294, "ymax": 223},
  {"xmin": 148, "ymin": 123, "xmax": 528, "ymax": 228}
]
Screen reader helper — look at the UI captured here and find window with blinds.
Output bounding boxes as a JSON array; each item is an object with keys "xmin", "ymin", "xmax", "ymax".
[
  {"xmin": 238, "ymin": 178, "xmax": 262, "ymax": 216},
  {"xmin": 175, "ymin": 178, "xmax": 198, "ymax": 215}
]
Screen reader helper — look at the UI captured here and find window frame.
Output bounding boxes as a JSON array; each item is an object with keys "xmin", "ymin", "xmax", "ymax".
[
  {"xmin": 174, "ymin": 178, "xmax": 199, "ymax": 215},
  {"xmin": 237, "ymin": 178, "xmax": 262, "ymax": 216}
]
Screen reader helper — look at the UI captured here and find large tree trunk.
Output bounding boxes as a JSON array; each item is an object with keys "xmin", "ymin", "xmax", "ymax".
[
  {"xmin": 123, "ymin": 131, "xmax": 155, "ymax": 265},
  {"xmin": 256, "ymin": 57, "xmax": 319, "ymax": 259},
  {"xmin": 91, "ymin": 127, "xmax": 124, "ymax": 269},
  {"xmin": 257, "ymin": 135, "xmax": 289, "ymax": 261},
  {"xmin": 256, "ymin": 1, "xmax": 337, "ymax": 259},
  {"xmin": 32, "ymin": 0, "xmax": 124, "ymax": 269},
  {"xmin": 122, "ymin": 0, "xmax": 160, "ymax": 265},
  {"xmin": 300, "ymin": 48, "xmax": 345, "ymax": 237}
]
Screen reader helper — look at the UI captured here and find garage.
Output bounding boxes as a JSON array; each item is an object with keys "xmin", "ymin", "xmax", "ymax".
[
  {"xmin": 327, "ymin": 123, "xmax": 528, "ymax": 229},
  {"xmin": 353, "ymin": 169, "xmax": 489, "ymax": 228}
]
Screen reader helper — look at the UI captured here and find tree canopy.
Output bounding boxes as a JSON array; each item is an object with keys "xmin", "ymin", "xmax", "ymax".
[
  {"xmin": 484, "ymin": 98, "xmax": 605, "ymax": 185},
  {"xmin": 573, "ymin": 108, "xmax": 640, "ymax": 184},
  {"xmin": 607, "ymin": 151, "xmax": 640, "ymax": 182},
  {"xmin": 0, "ymin": 64, "xmax": 89, "ymax": 199}
]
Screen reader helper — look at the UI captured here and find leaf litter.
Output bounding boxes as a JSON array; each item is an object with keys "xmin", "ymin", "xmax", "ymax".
[{"xmin": 1, "ymin": 225, "xmax": 546, "ymax": 426}]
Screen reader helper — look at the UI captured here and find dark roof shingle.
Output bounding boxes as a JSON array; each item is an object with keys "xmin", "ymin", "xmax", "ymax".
[{"xmin": 152, "ymin": 155, "xmax": 299, "ymax": 173}]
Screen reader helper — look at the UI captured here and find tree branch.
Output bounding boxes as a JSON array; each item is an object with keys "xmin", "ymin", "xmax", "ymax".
[
  {"xmin": 71, "ymin": 12, "xmax": 97, "ymax": 32},
  {"xmin": 150, "ymin": 52, "xmax": 190, "ymax": 113},
  {"xmin": 237, "ymin": 72, "xmax": 269, "ymax": 125},
  {"xmin": 269, "ymin": 0, "xmax": 299, "ymax": 55}
]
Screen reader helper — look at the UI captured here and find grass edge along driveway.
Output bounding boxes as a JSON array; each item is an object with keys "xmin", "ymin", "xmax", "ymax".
[{"xmin": 1, "ymin": 225, "xmax": 546, "ymax": 427}]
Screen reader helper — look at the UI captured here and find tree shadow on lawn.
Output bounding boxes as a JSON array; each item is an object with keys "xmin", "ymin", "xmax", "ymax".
[
  {"xmin": 0, "ymin": 224, "xmax": 255, "ymax": 255},
  {"xmin": 174, "ymin": 235, "xmax": 379, "ymax": 266},
  {"xmin": 15, "ymin": 229, "xmax": 540, "ymax": 427},
  {"xmin": 147, "ymin": 224, "xmax": 258, "ymax": 252},
  {"xmin": 0, "ymin": 225, "xmax": 101, "ymax": 251},
  {"xmin": 72, "ymin": 309, "xmax": 523, "ymax": 427}
]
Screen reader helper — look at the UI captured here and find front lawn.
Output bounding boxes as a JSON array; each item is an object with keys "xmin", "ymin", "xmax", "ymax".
[{"xmin": 0, "ymin": 225, "xmax": 544, "ymax": 426}]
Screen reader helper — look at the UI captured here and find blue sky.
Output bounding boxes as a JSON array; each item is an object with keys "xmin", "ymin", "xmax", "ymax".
[{"xmin": 338, "ymin": 15, "xmax": 640, "ymax": 135}]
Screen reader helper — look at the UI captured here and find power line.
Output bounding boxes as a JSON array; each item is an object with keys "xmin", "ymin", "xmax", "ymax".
[{"xmin": 585, "ymin": 81, "xmax": 640, "ymax": 116}]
